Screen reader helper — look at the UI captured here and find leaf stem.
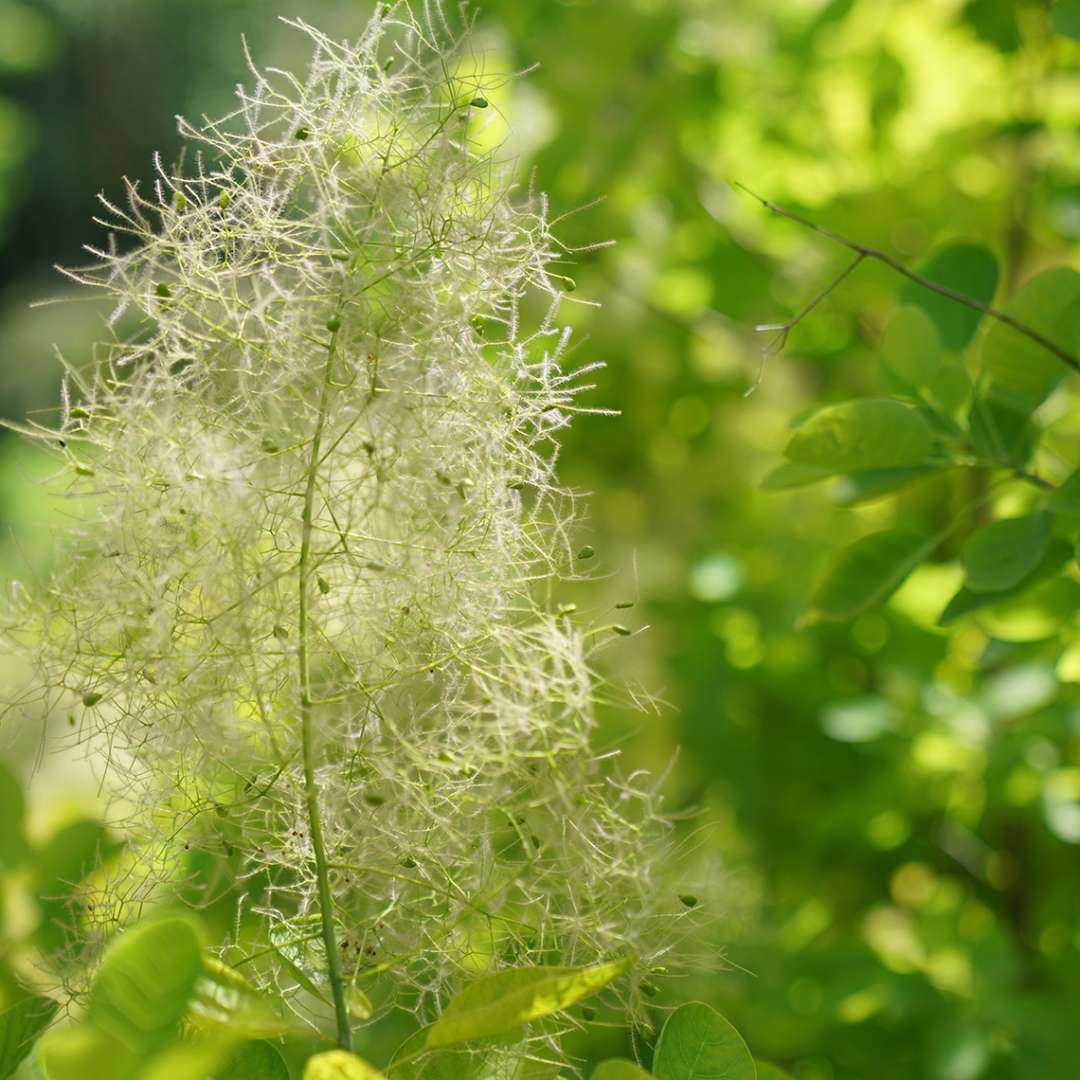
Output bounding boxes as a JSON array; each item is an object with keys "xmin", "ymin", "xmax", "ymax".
[
  {"xmin": 735, "ymin": 181, "xmax": 1080, "ymax": 376},
  {"xmin": 299, "ymin": 320, "xmax": 352, "ymax": 1051}
]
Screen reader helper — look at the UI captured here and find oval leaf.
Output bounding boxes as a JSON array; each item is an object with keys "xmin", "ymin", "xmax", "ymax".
[
  {"xmin": 961, "ymin": 512, "xmax": 1050, "ymax": 593},
  {"xmin": 0, "ymin": 763, "xmax": 29, "ymax": 870},
  {"xmin": 1047, "ymin": 467, "xmax": 1080, "ymax": 517},
  {"xmin": 1052, "ymin": 0, "xmax": 1080, "ymax": 40},
  {"xmin": 425, "ymin": 960, "xmax": 628, "ymax": 1051},
  {"xmin": 785, "ymin": 400, "xmax": 932, "ymax": 472},
  {"xmin": 304, "ymin": 1050, "xmax": 386, "ymax": 1079},
  {"xmin": 759, "ymin": 463, "xmax": 833, "ymax": 492},
  {"xmin": 804, "ymin": 530, "xmax": 931, "ymax": 624},
  {"xmin": 87, "ymin": 915, "xmax": 204, "ymax": 1059},
  {"xmin": 901, "ymin": 243, "xmax": 998, "ymax": 351},
  {"xmin": 981, "ymin": 267, "xmax": 1080, "ymax": 409},
  {"xmin": 0, "ymin": 995, "xmax": 58, "ymax": 1080},
  {"xmin": 217, "ymin": 1041, "xmax": 290, "ymax": 1080},
  {"xmin": 591, "ymin": 1061, "xmax": 653, "ymax": 1080},
  {"xmin": 881, "ymin": 304, "xmax": 941, "ymax": 386},
  {"xmin": 653, "ymin": 1002, "xmax": 756, "ymax": 1080},
  {"xmin": 939, "ymin": 537, "xmax": 1070, "ymax": 625}
]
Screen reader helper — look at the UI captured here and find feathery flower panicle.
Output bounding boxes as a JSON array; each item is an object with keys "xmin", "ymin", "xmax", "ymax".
[{"xmin": 3, "ymin": 0, "xmax": 697, "ymax": 1044}]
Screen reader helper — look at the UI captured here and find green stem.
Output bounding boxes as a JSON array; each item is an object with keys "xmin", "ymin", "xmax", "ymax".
[{"xmin": 299, "ymin": 321, "xmax": 352, "ymax": 1051}]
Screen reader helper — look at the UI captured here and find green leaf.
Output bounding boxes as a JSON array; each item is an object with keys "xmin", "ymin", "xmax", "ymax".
[
  {"xmin": 901, "ymin": 244, "xmax": 998, "ymax": 351},
  {"xmin": 141, "ymin": 1038, "xmax": 236, "ymax": 1080},
  {"xmin": 1052, "ymin": 0, "xmax": 1080, "ymax": 40},
  {"xmin": 389, "ymin": 1030, "xmax": 553, "ymax": 1080},
  {"xmin": 0, "ymin": 763, "xmax": 29, "ymax": 870},
  {"xmin": 1048, "ymin": 467, "xmax": 1080, "ymax": 516},
  {"xmin": 755, "ymin": 1066, "xmax": 795, "ymax": 1080},
  {"xmin": 0, "ymin": 995, "xmax": 58, "ymax": 1080},
  {"xmin": 804, "ymin": 530, "xmax": 932, "ymax": 624},
  {"xmin": 831, "ymin": 466, "xmax": 939, "ymax": 507},
  {"xmin": 785, "ymin": 399, "xmax": 932, "ymax": 472},
  {"xmin": 87, "ymin": 915, "xmax": 204, "ymax": 1059},
  {"xmin": 190, "ymin": 957, "xmax": 294, "ymax": 1039},
  {"xmin": 981, "ymin": 267, "xmax": 1080, "ymax": 409},
  {"xmin": 759, "ymin": 463, "xmax": 833, "ymax": 491},
  {"xmin": 939, "ymin": 538, "xmax": 1071, "ymax": 625},
  {"xmin": 968, "ymin": 393, "xmax": 1036, "ymax": 466},
  {"xmin": 33, "ymin": 820, "xmax": 121, "ymax": 952},
  {"xmin": 424, "ymin": 960, "xmax": 628, "ymax": 1051},
  {"xmin": 961, "ymin": 512, "xmax": 1050, "ymax": 593},
  {"xmin": 304, "ymin": 1050, "xmax": 386, "ymax": 1079},
  {"xmin": 652, "ymin": 1002, "xmax": 756, "ymax": 1080},
  {"xmin": 36, "ymin": 1026, "xmax": 138, "ymax": 1080},
  {"xmin": 881, "ymin": 304, "xmax": 941, "ymax": 386},
  {"xmin": 591, "ymin": 1061, "xmax": 653, "ymax": 1080},
  {"xmin": 216, "ymin": 1041, "xmax": 290, "ymax": 1080}
]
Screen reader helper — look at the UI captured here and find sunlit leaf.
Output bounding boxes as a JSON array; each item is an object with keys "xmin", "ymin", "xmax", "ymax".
[
  {"xmin": 785, "ymin": 399, "xmax": 932, "ymax": 473},
  {"xmin": 960, "ymin": 512, "xmax": 1050, "ymax": 592},
  {"xmin": 881, "ymin": 304, "xmax": 941, "ymax": 386},
  {"xmin": 36, "ymin": 1026, "xmax": 138, "ymax": 1080},
  {"xmin": 190, "ymin": 957, "xmax": 294, "ymax": 1039},
  {"xmin": 0, "ymin": 995, "xmax": 57, "ymax": 1080},
  {"xmin": 304, "ymin": 1050, "xmax": 386, "ymax": 1079},
  {"xmin": 591, "ymin": 1060, "xmax": 653, "ymax": 1080},
  {"xmin": 901, "ymin": 243, "xmax": 997, "ymax": 351},
  {"xmin": 981, "ymin": 267, "xmax": 1080, "ymax": 409},
  {"xmin": 652, "ymin": 1002, "xmax": 756, "ymax": 1080},
  {"xmin": 424, "ymin": 960, "xmax": 628, "ymax": 1051},
  {"xmin": 804, "ymin": 530, "xmax": 932, "ymax": 624},
  {"xmin": 87, "ymin": 915, "xmax": 204, "ymax": 1059},
  {"xmin": 968, "ymin": 393, "xmax": 1036, "ymax": 466}
]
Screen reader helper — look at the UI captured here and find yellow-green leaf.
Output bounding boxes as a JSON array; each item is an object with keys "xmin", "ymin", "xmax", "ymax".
[
  {"xmin": 425, "ymin": 960, "xmax": 629, "ymax": 1051},
  {"xmin": 304, "ymin": 1050, "xmax": 386, "ymax": 1079}
]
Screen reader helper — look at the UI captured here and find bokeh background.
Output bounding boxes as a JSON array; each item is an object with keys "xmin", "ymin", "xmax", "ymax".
[{"xmin": 3, "ymin": 1, "xmax": 1080, "ymax": 1077}]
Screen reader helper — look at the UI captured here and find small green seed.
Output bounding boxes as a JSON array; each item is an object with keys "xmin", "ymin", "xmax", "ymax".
[
  {"xmin": 155, "ymin": 282, "xmax": 172, "ymax": 299},
  {"xmin": 577, "ymin": 546, "xmax": 595, "ymax": 560},
  {"xmin": 261, "ymin": 434, "xmax": 279, "ymax": 453},
  {"xmin": 612, "ymin": 624, "xmax": 632, "ymax": 636},
  {"xmin": 557, "ymin": 603, "xmax": 577, "ymax": 616},
  {"xmin": 615, "ymin": 600, "xmax": 635, "ymax": 610},
  {"xmin": 470, "ymin": 95, "xmax": 489, "ymax": 109},
  {"xmin": 173, "ymin": 192, "xmax": 187, "ymax": 211},
  {"xmin": 272, "ymin": 625, "xmax": 288, "ymax": 641},
  {"xmin": 679, "ymin": 893, "xmax": 698, "ymax": 909},
  {"xmin": 563, "ymin": 277, "xmax": 577, "ymax": 293},
  {"xmin": 317, "ymin": 575, "xmax": 331, "ymax": 595},
  {"xmin": 82, "ymin": 692, "xmax": 103, "ymax": 708},
  {"xmin": 295, "ymin": 126, "xmax": 310, "ymax": 141},
  {"xmin": 581, "ymin": 1005, "xmax": 596, "ymax": 1022},
  {"xmin": 400, "ymin": 855, "xmax": 417, "ymax": 869},
  {"xmin": 219, "ymin": 192, "xmax": 232, "ymax": 210},
  {"xmin": 507, "ymin": 478, "xmax": 526, "ymax": 490},
  {"xmin": 74, "ymin": 462, "xmax": 96, "ymax": 477},
  {"xmin": 642, "ymin": 982, "xmax": 659, "ymax": 998},
  {"xmin": 69, "ymin": 407, "xmax": 91, "ymax": 420},
  {"xmin": 326, "ymin": 315, "xmax": 342, "ymax": 333},
  {"xmin": 364, "ymin": 793, "xmax": 385, "ymax": 807}
]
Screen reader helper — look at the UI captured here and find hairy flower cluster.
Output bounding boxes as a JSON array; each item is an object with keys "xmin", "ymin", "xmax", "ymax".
[{"xmin": 3, "ymin": 2, "xmax": 694, "ymax": 1036}]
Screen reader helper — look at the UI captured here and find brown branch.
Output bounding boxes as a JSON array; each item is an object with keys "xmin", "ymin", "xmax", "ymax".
[{"xmin": 735, "ymin": 182, "xmax": 1080, "ymax": 377}]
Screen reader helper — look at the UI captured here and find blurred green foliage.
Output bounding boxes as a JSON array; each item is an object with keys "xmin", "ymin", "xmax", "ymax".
[{"xmin": 3, "ymin": 0, "xmax": 1080, "ymax": 1077}]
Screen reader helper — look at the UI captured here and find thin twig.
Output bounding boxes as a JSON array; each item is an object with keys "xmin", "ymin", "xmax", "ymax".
[{"xmin": 735, "ymin": 181, "xmax": 1080, "ymax": 376}]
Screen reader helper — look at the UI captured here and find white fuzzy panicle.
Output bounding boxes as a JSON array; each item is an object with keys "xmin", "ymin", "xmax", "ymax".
[{"xmin": 3, "ymin": 2, "xmax": 691, "ymax": 1033}]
